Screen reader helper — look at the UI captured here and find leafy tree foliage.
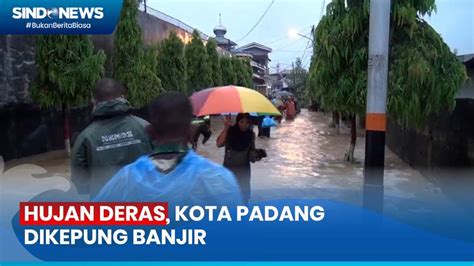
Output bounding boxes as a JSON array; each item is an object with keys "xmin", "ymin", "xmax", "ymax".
[
  {"xmin": 233, "ymin": 58, "xmax": 253, "ymax": 88},
  {"xmin": 31, "ymin": 36, "xmax": 106, "ymax": 109},
  {"xmin": 289, "ymin": 57, "xmax": 309, "ymax": 103},
  {"xmin": 31, "ymin": 35, "xmax": 106, "ymax": 154},
  {"xmin": 185, "ymin": 30, "xmax": 212, "ymax": 92},
  {"xmin": 308, "ymin": 0, "xmax": 466, "ymax": 160},
  {"xmin": 220, "ymin": 56, "xmax": 237, "ymax": 86},
  {"xmin": 114, "ymin": 0, "xmax": 162, "ymax": 107},
  {"xmin": 242, "ymin": 58, "xmax": 254, "ymax": 88},
  {"xmin": 206, "ymin": 39, "xmax": 222, "ymax": 87},
  {"xmin": 157, "ymin": 32, "xmax": 187, "ymax": 92}
]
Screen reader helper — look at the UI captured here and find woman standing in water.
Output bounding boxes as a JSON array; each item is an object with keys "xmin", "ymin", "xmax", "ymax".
[{"xmin": 217, "ymin": 113, "xmax": 255, "ymax": 204}]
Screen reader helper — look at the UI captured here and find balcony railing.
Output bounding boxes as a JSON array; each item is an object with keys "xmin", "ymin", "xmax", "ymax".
[{"xmin": 250, "ymin": 61, "xmax": 267, "ymax": 71}]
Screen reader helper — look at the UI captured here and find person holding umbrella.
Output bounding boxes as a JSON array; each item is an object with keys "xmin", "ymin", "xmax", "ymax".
[
  {"xmin": 217, "ymin": 113, "xmax": 264, "ymax": 204},
  {"xmin": 190, "ymin": 85, "xmax": 278, "ymax": 203}
]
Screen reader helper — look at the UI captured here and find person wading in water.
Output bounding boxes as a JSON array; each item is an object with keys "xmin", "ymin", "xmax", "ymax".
[{"xmin": 217, "ymin": 113, "xmax": 265, "ymax": 204}]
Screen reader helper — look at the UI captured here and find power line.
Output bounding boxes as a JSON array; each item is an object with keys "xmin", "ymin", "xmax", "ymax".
[
  {"xmin": 300, "ymin": 38, "xmax": 312, "ymax": 62},
  {"xmin": 272, "ymin": 49, "xmax": 307, "ymax": 53},
  {"xmin": 270, "ymin": 0, "xmax": 327, "ymax": 69},
  {"xmin": 272, "ymin": 29, "xmax": 312, "ymax": 52},
  {"xmin": 263, "ymin": 25, "xmax": 312, "ymax": 52},
  {"xmin": 262, "ymin": 25, "xmax": 314, "ymax": 46},
  {"xmin": 303, "ymin": 55, "xmax": 312, "ymax": 69},
  {"xmin": 236, "ymin": 0, "xmax": 275, "ymax": 43},
  {"xmin": 264, "ymin": 36, "xmax": 288, "ymax": 46},
  {"xmin": 319, "ymin": 0, "xmax": 326, "ymax": 20},
  {"xmin": 270, "ymin": 63, "xmax": 293, "ymax": 68},
  {"xmin": 301, "ymin": 0, "xmax": 326, "ymax": 69}
]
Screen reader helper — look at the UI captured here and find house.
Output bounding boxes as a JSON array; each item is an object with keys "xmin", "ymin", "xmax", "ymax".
[
  {"xmin": 236, "ymin": 42, "xmax": 273, "ymax": 95},
  {"xmin": 456, "ymin": 53, "xmax": 474, "ymax": 99},
  {"xmin": 269, "ymin": 69, "xmax": 292, "ymax": 95}
]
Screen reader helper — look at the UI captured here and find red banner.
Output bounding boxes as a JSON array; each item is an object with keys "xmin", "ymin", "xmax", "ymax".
[{"xmin": 19, "ymin": 202, "xmax": 169, "ymax": 226}]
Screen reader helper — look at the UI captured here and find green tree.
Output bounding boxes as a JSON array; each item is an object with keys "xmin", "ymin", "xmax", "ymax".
[
  {"xmin": 220, "ymin": 56, "xmax": 237, "ymax": 86},
  {"xmin": 308, "ymin": 0, "xmax": 466, "ymax": 162},
  {"xmin": 31, "ymin": 35, "xmax": 106, "ymax": 155},
  {"xmin": 242, "ymin": 58, "xmax": 254, "ymax": 88},
  {"xmin": 233, "ymin": 58, "xmax": 253, "ymax": 88},
  {"xmin": 185, "ymin": 30, "xmax": 212, "ymax": 92},
  {"xmin": 114, "ymin": 0, "xmax": 162, "ymax": 107},
  {"xmin": 289, "ymin": 57, "xmax": 309, "ymax": 103},
  {"xmin": 206, "ymin": 39, "xmax": 222, "ymax": 87},
  {"xmin": 232, "ymin": 58, "xmax": 244, "ymax": 87},
  {"xmin": 157, "ymin": 32, "xmax": 186, "ymax": 92}
]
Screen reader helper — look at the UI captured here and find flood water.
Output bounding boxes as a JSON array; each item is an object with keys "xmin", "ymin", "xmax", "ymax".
[
  {"xmin": 197, "ymin": 110, "xmax": 474, "ymax": 238},
  {"xmin": 3, "ymin": 110, "xmax": 472, "ymax": 222},
  {"xmin": 198, "ymin": 110, "xmax": 440, "ymax": 202}
]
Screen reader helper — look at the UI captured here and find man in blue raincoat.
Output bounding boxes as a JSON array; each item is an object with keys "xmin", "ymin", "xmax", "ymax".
[{"xmin": 94, "ymin": 92, "xmax": 243, "ymax": 206}]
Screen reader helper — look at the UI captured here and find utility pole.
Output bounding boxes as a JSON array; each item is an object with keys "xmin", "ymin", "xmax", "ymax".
[
  {"xmin": 296, "ymin": 33, "xmax": 314, "ymax": 44},
  {"xmin": 292, "ymin": 62, "xmax": 296, "ymax": 93},
  {"xmin": 363, "ymin": 0, "xmax": 391, "ymax": 212}
]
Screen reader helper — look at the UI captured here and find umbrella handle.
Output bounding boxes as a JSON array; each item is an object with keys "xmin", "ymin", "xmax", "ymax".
[{"xmin": 223, "ymin": 115, "xmax": 233, "ymax": 128}]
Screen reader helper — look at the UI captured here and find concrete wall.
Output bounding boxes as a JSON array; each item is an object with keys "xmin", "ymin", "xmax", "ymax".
[
  {"xmin": 386, "ymin": 98, "xmax": 474, "ymax": 168},
  {"xmin": 0, "ymin": 104, "xmax": 92, "ymax": 161},
  {"xmin": 0, "ymin": 35, "xmax": 36, "ymax": 106},
  {"xmin": 0, "ymin": 104, "xmax": 149, "ymax": 161},
  {"xmin": 387, "ymin": 63, "xmax": 474, "ymax": 168}
]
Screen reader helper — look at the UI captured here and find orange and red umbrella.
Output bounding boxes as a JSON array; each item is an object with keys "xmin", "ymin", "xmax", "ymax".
[{"xmin": 190, "ymin": 85, "xmax": 281, "ymax": 116}]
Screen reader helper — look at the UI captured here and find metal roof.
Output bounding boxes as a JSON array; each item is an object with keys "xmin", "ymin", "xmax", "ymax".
[
  {"xmin": 458, "ymin": 54, "xmax": 474, "ymax": 63},
  {"xmin": 213, "ymin": 36, "xmax": 237, "ymax": 46},
  {"xmin": 456, "ymin": 54, "xmax": 474, "ymax": 99},
  {"xmin": 238, "ymin": 42, "xmax": 272, "ymax": 52}
]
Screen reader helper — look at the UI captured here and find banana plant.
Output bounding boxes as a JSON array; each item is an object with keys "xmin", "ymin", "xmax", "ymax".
[
  {"xmin": 31, "ymin": 35, "xmax": 106, "ymax": 156},
  {"xmin": 307, "ymin": 0, "xmax": 466, "ymax": 162}
]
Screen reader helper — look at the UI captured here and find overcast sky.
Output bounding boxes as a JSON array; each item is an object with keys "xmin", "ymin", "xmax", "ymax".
[{"xmin": 148, "ymin": 0, "xmax": 474, "ymax": 73}]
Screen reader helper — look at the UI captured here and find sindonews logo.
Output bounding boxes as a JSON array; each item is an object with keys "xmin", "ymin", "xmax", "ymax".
[{"xmin": 12, "ymin": 7, "xmax": 104, "ymax": 20}]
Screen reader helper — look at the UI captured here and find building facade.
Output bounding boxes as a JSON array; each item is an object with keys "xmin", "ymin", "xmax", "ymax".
[
  {"xmin": 235, "ymin": 42, "xmax": 272, "ymax": 95},
  {"xmin": 269, "ymin": 69, "xmax": 292, "ymax": 95}
]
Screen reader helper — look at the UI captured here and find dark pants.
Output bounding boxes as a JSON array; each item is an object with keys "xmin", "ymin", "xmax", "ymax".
[
  {"xmin": 226, "ymin": 165, "xmax": 251, "ymax": 205},
  {"xmin": 251, "ymin": 116, "xmax": 265, "ymax": 137},
  {"xmin": 192, "ymin": 124, "xmax": 212, "ymax": 149},
  {"xmin": 261, "ymin": 127, "xmax": 271, "ymax": 138}
]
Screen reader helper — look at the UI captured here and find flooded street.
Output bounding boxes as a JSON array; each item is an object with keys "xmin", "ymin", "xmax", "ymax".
[
  {"xmin": 198, "ymin": 110, "xmax": 473, "ymax": 235},
  {"xmin": 3, "ymin": 110, "xmax": 469, "ymax": 221},
  {"xmin": 198, "ymin": 110, "xmax": 442, "ymax": 203}
]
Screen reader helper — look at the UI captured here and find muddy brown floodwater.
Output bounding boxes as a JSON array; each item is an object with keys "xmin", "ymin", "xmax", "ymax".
[
  {"xmin": 3, "ymin": 110, "xmax": 471, "ymax": 224},
  {"xmin": 2, "ymin": 109, "xmax": 473, "ymax": 261},
  {"xmin": 199, "ymin": 110, "xmax": 441, "ymax": 202}
]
